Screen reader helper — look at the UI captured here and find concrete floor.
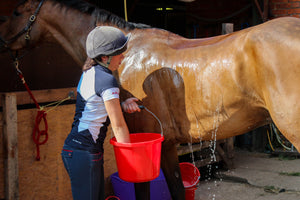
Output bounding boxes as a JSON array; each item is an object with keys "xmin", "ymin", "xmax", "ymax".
[{"xmin": 194, "ymin": 149, "xmax": 300, "ymax": 200}]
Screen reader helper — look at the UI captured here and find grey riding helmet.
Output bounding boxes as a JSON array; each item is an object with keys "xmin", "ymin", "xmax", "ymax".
[{"xmin": 86, "ymin": 26, "xmax": 131, "ymax": 58}]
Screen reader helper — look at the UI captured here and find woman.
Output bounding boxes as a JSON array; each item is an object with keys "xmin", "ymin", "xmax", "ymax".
[{"xmin": 61, "ymin": 26, "xmax": 140, "ymax": 200}]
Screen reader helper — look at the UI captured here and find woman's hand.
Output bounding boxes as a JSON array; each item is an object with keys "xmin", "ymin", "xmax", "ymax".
[{"xmin": 121, "ymin": 97, "xmax": 141, "ymax": 113}]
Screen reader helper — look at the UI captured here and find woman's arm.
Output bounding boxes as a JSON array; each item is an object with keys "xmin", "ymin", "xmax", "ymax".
[{"xmin": 105, "ymin": 98, "xmax": 130, "ymax": 143}]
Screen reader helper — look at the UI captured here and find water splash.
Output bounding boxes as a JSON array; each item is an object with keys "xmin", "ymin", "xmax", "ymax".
[
  {"xmin": 190, "ymin": 101, "xmax": 223, "ymax": 200},
  {"xmin": 210, "ymin": 102, "xmax": 221, "ymax": 160},
  {"xmin": 188, "ymin": 142, "xmax": 196, "ymax": 166},
  {"xmin": 203, "ymin": 102, "xmax": 222, "ymax": 200}
]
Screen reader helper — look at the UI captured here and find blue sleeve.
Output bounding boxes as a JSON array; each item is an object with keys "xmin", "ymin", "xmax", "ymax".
[{"xmin": 94, "ymin": 68, "xmax": 119, "ymax": 97}]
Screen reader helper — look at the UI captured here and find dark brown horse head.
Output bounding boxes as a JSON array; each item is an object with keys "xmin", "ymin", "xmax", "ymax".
[
  {"xmin": 0, "ymin": 0, "xmax": 46, "ymax": 53},
  {"xmin": 0, "ymin": 0, "xmax": 150, "ymax": 63}
]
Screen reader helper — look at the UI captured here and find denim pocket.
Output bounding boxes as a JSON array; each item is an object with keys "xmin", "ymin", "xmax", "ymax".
[
  {"xmin": 61, "ymin": 149, "xmax": 73, "ymax": 175},
  {"xmin": 62, "ymin": 149, "xmax": 73, "ymax": 157}
]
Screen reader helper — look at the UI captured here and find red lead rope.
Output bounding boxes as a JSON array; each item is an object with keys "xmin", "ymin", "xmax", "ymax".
[
  {"xmin": 32, "ymin": 110, "xmax": 48, "ymax": 161},
  {"xmin": 17, "ymin": 63, "xmax": 48, "ymax": 161}
]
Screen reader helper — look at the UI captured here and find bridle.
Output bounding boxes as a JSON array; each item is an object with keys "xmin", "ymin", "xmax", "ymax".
[{"xmin": 0, "ymin": 0, "xmax": 44, "ymax": 61}]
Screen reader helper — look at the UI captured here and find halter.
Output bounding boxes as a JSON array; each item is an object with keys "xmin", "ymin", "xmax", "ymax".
[{"xmin": 0, "ymin": 0, "xmax": 44, "ymax": 60}]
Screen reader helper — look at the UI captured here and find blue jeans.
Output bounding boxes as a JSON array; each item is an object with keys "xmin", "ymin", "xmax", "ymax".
[{"xmin": 61, "ymin": 146, "xmax": 105, "ymax": 200}]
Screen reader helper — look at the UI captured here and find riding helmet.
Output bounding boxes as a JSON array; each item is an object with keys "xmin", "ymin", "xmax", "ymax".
[{"xmin": 86, "ymin": 26, "xmax": 131, "ymax": 58}]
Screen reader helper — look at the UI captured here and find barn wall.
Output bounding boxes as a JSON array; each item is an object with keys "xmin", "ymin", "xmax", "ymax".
[
  {"xmin": 185, "ymin": 1, "xmax": 254, "ymax": 37},
  {"xmin": 0, "ymin": 103, "xmax": 117, "ymax": 199}
]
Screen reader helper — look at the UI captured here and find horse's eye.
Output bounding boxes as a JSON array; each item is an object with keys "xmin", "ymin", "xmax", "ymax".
[{"xmin": 13, "ymin": 10, "xmax": 21, "ymax": 17}]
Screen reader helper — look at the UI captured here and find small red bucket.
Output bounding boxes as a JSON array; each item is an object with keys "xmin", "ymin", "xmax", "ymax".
[
  {"xmin": 179, "ymin": 162, "xmax": 200, "ymax": 200},
  {"xmin": 110, "ymin": 133, "xmax": 164, "ymax": 183}
]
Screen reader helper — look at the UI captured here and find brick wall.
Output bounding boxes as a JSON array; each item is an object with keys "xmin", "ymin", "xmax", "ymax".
[{"xmin": 270, "ymin": 0, "xmax": 300, "ymax": 18}]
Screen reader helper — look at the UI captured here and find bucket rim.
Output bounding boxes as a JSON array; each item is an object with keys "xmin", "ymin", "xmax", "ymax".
[
  {"xmin": 183, "ymin": 177, "xmax": 200, "ymax": 189},
  {"xmin": 110, "ymin": 133, "xmax": 164, "ymax": 147},
  {"xmin": 179, "ymin": 162, "xmax": 201, "ymax": 189}
]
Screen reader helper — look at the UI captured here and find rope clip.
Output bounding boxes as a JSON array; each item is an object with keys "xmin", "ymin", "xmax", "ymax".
[{"xmin": 14, "ymin": 60, "xmax": 23, "ymax": 75}]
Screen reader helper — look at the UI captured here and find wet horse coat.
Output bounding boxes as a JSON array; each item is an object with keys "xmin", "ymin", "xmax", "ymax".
[{"xmin": 1, "ymin": 0, "xmax": 300, "ymax": 199}]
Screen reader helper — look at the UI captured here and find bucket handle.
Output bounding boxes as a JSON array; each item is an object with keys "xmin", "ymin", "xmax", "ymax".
[
  {"xmin": 111, "ymin": 105, "xmax": 164, "ymax": 139},
  {"xmin": 138, "ymin": 105, "xmax": 163, "ymax": 136}
]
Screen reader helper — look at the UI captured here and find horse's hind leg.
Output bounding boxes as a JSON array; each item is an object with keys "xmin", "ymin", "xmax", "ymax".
[
  {"xmin": 271, "ymin": 119, "xmax": 300, "ymax": 153},
  {"xmin": 161, "ymin": 141, "xmax": 185, "ymax": 200},
  {"xmin": 268, "ymin": 104, "xmax": 300, "ymax": 153}
]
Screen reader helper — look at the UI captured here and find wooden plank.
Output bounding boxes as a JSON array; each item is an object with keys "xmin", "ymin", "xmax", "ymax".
[
  {"xmin": 194, "ymin": 155, "xmax": 221, "ymax": 168},
  {"xmin": 177, "ymin": 142, "xmax": 210, "ymax": 155},
  {"xmin": 2, "ymin": 93, "xmax": 19, "ymax": 200},
  {"xmin": 254, "ymin": 0, "xmax": 264, "ymax": 21},
  {"xmin": 0, "ymin": 87, "xmax": 77, "ymax": 106}
]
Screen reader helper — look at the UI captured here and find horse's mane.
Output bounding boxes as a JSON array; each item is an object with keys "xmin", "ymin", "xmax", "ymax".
[{"xmin": 18, "ymin": 0, "xmax": 150, "ymax": 30}]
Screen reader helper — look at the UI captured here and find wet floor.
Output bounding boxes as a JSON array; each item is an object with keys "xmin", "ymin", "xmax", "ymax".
[{"xmin": 194, "ymin": 149, "xmax": 300, "ymax": 200}]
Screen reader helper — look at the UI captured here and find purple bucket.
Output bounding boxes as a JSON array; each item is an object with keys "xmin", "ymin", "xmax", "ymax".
[{"xmin": 110, "ymin": 169, "xmax": 171, "ymax": 200}]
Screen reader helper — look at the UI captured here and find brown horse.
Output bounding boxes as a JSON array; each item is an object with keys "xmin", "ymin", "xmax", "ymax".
[{"xmin": 1, "ymin": 0, "xmax": 300, "ymax": 199}]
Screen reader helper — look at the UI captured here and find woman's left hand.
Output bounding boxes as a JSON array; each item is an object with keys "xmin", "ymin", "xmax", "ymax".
[{"xmin": 121, "ymin": 97, "xmax": 141, "ymax": 113}]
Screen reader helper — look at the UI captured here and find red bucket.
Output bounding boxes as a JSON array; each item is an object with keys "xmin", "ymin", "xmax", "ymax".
[
  {"xmin": 110, "ymin": 133, "xmax": 164, "ymax": 183},
  {"xmin": 179, "ymin": 162, "xmax": 200, "ymax": 200}
]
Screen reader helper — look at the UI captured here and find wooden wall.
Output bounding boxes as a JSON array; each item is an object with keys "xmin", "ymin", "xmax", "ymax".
[{"xmin": 0, "ymin": 88, "xmax": 118, "ymax": 199}]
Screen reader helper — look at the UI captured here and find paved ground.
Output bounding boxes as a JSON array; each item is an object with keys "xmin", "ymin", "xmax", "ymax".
[{"xmin": 194, "ymin": 149, "xmax": 300, "ymax": 200}]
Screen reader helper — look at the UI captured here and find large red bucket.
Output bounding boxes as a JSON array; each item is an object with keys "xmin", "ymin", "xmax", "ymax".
[
  {"xmin": 110, "ymin": 133, "xmax": 164, "ymax": 183},
  {"xmin": 179, "ymin": 162, "xmax": 200, "ymax": 200}
]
